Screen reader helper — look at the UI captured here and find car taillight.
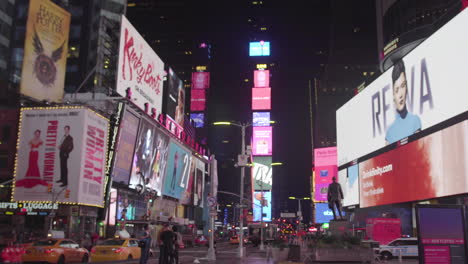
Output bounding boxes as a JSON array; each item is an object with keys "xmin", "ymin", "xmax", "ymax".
[
  {"xmin": 44, "ymin": 249, "xmax": 53, "ymax": 254},
  {"xmin": 114, "ymin": 248, "xmax": 123, "ymax": 253},
  {"xmin": 91, "ymin": 248, "xmax": 96, "ymax": 253}
]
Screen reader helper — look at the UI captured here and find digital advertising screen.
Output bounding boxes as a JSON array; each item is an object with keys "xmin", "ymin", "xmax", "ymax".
[
  {"xmin": 336, "ymin": 8, "xmax": 468, "ymax": 166},
  {"xmin": 162, "ymin": 140, "xmax": 192, "ymax": 199},
  {"xmin": 253, "ymin": 191, "xmax": 272, "ymax": 222},
  {"xmin": 191, "ymin": 72, "xmax": 210, "ymax": 89},
  {"xmin": 253, "ymin": 112, "xmax": 270, "ymax": 127},
  {"xmin": 190, "ymin": 89, "xmax": 206, "ymax": 111},
  {"xmin": 193, "ymin": 158, "xmax": 205, "ymax": 207},
  {"xmin": 180, "ymin": 156, "xmax": 196, "ymax": 205},
  {"xmin": 116, "ymin": 189, "xmax": 146, "ymax": 221},
  {"xmin": 249, "ymin": 41, "xmax": 271, "ymax": 56},
  {"xmin": 190, "ymin": 113, "xmax": 205, "ymax": 128},
  {"xmin": 315, "ymin": 203, "xmax": 345, "ymax": 224},
  {"xmin": 417, "ymin": 205, "xmax": 467, "ymax": 264},
  {"xmin": 112, "ymin": 110, "xmax": 140, "ymax": 185},
  {"xmin": 338, "ymin": 164, "xmax": 359, "ymax": 207},
  {"xmin": 252, "ymin": 88, "xmax": 271, "ymax": 110},
  {"xmin": 166, "ymin": 67, "xmax": 185, "ymax": 127},
  {"xmin": 359, "ymin": 120, "xmax": 468, "ymax": 208},
  {"xmin": 314, "ymin": 147, "xmax": 338, "ymax": 201},
  {"xmin": 254, "ymin": 70, "xmax": 270, "ymax": 88},
  {"xmin": 252, "ymin": 126, "xmax": 273, "ymax": 156},
  {"xmin": 129, "ymin": 118, "xmax": 170, "ymax": 195},
  {"xmin": 252, "ymin": 156, "xmax": 272, "ymax": 190}
]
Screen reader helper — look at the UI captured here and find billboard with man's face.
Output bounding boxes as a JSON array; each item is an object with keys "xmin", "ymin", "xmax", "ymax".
[{"xmin": 337, "ymin": 8, "xmax": 468, "ymax": 166}]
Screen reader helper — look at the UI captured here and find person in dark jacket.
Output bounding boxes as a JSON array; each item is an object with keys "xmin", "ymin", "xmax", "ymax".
[
  {"xmin": 57, "ymin": 126, "xmax": 73, "ymax": 187},
  {"xmin": 327, "ymin": 176, "xmax": 344, "ymax": 220}
]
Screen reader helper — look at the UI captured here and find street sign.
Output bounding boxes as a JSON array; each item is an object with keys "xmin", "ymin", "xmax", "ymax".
[
  {"xmin": 236, "ymin": 204, "xmax": 248, "ymax": 208},
  {"xmin": 237, "ymin": 154, "xmax": 248, "ymax": 166},
  {"xmin": 280, "ymin": 212, "xmax": 296, "ymax": 218}
]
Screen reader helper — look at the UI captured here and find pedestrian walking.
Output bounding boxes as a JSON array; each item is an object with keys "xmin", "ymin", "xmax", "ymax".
[
  {"xmin": 139, "ymin": 225, "xmax": 152, "ymax": 264},
  {"xmin": 158, "ymin": 225, "xmax": 175, "ymax": 264}
]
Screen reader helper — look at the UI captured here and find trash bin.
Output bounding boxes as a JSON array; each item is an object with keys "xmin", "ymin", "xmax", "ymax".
[{"xmin": 288, "ymin": 244, "xmax": 301, "ymax": 261}]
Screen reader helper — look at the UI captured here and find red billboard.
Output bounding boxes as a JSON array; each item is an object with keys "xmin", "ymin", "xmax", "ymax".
[
  {"xmin": 252, "ymin": 88, "xmax": 271, "ymax": 110},
  {"xmin": 254, "ymin": 70, "xmax": 270, "ymax": 88},
  {"xmin": 191, "ymin": 72, "xmax": 210, "ymax": 89},
  {"xmin": 252, "ymin": 126, "xmax": 273, "ymax": 156},
  {"xmin": 190, "ymin": 89, "xmax": 206, "ymax": 111},
  {"xmin": 359, "ymin": 120, "xmax": 468, "ymax": 208}
]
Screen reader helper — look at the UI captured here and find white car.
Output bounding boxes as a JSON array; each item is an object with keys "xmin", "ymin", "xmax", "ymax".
[{"xmin": 377, "ymin": 237, "xmax": 418, "ymax": 260}]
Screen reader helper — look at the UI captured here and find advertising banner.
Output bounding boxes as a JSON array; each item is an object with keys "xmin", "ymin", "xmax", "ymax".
[
  {"xmin": 13, "ymin": 108, "xmax": 109, "ymax": 207},
  {"xmin": 252, "ymin": 88, "xmax": 271, "ymax": 110},
  {"xmin": 112, "ymin": 110, "xmax": 140, "ymax": 184},
  {"xmin": 117, "ymin": 16, "xmax": 165, "ymax": 117},
  {"xmin": 417, "ymin": 205, "xmax": 467, "ymax": 264},
  {"xmin": 252, "ymin": 126, "xmax": 273, "ymax": 156},
  {"xmin": 190, "ymin": 113, "xmax": 204, "ymax": 128},
  {"xmin": 254, "ymin": 70, "xmax": 270, "ymax": 88},
  {"xmin": 253, "ymin": 112, "xmax": 270, "ymax": 127},
  {"xmin": 337, "ymin": 8, "xmax": 468, "ymax": 166},
  {"xmin": 252, "ymin": 156, "xmax": 272, "ymax": 190},
  {"xmin": 315, "ymin": 203, "xmax": 345, "ymax": 223},
  {"xmin": 190, "ymin": 89, "xmax": 206, "ymax": 111},
  {"xmin": 116, "ymin": 189, "xmax": 146, "ymax": 221},
  {"xmin": 193, "ymin": 158, "xmax": 205, "ymax": 207},
  {"xmin": 180, "ymin": 155, "xmax": 196, "ymax": 205},
  {"xmin": 20, "ymin": 0, "xmax": 70, "ymax": 102},
  {"xmin": 314, "ymin": 147, "xmax": 338, "ymax": 201},
  {"xmin": 191, "ymin": 72, "xmax": 210, "ymax": 89},
  {"xmin": 338, "ymin": 164, "xmax": 359, "ymax": 207},
  {"xmin": 162, "ymin": 140, "xmax": 192, "ymax": 199},
  {"xmin": 129, "ymin": 118, "xmax": 170, "ymax": 195},
  {"xmin": 166, "ymin": 68, "xmax": 185, "ymax": 127},
  {"xmin": 359, "ymin": 120, "xmax": 468, "ymax": 208},
  {"xmin": 249, "ymin": 41, "xmax": 271, "ymax": 56},
  {"xmin": 253, "ymin": 191, "xmax": 271, "ymax": 222}
]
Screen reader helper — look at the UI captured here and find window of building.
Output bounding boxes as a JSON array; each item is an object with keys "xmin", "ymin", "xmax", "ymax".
[
  {"xmin": 1, "ymin": 125, "xmax": 10, "ymax": 143},
  {"xmin": 0, "ymin": 150, "xmax": 8, "ymax": 169},
  {"xmin": 70, "ymin": 25, "xmax": 81, "ymax": 39}
]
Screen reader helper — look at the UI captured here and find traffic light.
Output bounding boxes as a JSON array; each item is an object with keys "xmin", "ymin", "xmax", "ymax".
[
  {"xmin": 47, "ymin": 184, "xmax": 52, "ymax": 193},
  {"xmin": 65, "ymin": 189, "xmax": 70, "ymax": 198}
]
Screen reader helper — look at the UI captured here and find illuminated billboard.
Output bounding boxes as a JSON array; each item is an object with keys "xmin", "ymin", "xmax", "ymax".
[
  {"xmin": 252, "ymin": 126, "xmax": 273, "ymax": 156},
  {"xmin": 252, "ymin": 157, "xmax": 272, "ymax": 190},
  {"xmin": 190, "ymin": 89, "xmax": 206, "ymax": 111},
  {"xmin": 338, "ymin": 164, "xmax": 359, "ymax": 207},
  {"xmin": 314, "ymin": 147, "xmax": 338, "ymax": 202},
  {"xmin": 193, "ymin": 158, "xmax": 205, "ymax": 207},
  {"xmin": 117, "ymin": 16, "xmax": 164, "ymax": 117},
  {"xmin": 13, "ymin": 108, "xmax": 109, "ymax": 207},
  {"xmin": 254, "ymin": 70, "xmax": 270, "ymax": 88},
  {"xmin": 249, "ymin": 41, "xmax": 270, "ymax": 56},
  {"xmin": 192, "ymin": 72, "xmax": 210, "ymax": 89},
  {"xmin": 315, "ymin": 203, "xmax": 345, "ymax": 223},
  {"xmin": 166, "ymin": 67, "xmax": 185, "ymax": 127},
  {"xmin": 20, "ymin": 0, "xmax": 70, "ymax": 102},
  {"xmin": 162, "ymin": 140, "xmax": 192, "ymax": 199},
  {"xmin": 253, "ymin": 191, "xmax": 272, "ymax": 222},
  {"xmin": 359, "ymin": 120, "xmax": 468, "ymax": 208},
  {"xmin": 253, "ymin": 112, "xmax": 270, "ymax": 127},
  {"xmin": 252, "ymin": 88, "xmax": 271, "ymax": 110},
  {"xmin": 190, "ymin": 113, "xmax": 204, "ymax": 128},
  {"xmin": 337, "ymin": 8, "xmax": 468, "ymax": 166}
]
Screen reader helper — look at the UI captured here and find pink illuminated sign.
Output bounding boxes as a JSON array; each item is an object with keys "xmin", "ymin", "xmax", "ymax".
[
  {"xmin": 192, "ymin": 72, "xmax": 210, "ymax": 89},
  {"xmin": 314, "ymin": 147, "xmax": 338, "ymax": 201},
  {"xmin": 190, "ymin": 89, "xmax": 206, "ymax": 111},
  {"xmin": 252, "ymin": 126, "xmax": 273, "ymax": 156},
  {"xmin": 252, "ymin": 88, "xmax": 271, "ymax": 110},
  {"xmin": 254, "ymin": 70, "xmax": 270, "ymax": 88}
]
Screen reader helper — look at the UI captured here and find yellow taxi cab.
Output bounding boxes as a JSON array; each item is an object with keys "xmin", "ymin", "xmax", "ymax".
[
  {"xmin": 90, "ymin": 238, "xmax": 141, "ymax": 262},
  {"xmin": 22, "ymin": 238, "xmax": 89, "ymax": 263}
]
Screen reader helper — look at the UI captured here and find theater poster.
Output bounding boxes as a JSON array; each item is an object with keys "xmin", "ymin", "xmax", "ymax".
[
  {"xmin": 13, "ymin": 107, "xmax": 109, "ymax": 207},
  {"xmin": 20, "ymin": 0, "xmax": 71, "ymax": 102}
]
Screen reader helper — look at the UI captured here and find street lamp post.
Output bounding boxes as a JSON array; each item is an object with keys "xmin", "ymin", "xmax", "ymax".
[{"xmin": 288, "ymin": 197, "xmax": 311, "ymax": 234}]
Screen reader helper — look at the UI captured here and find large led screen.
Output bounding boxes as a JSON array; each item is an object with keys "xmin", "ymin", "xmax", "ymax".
[
  {"xmin": 190, "ymin": 89, "xmax": 206, "ymax": 111},
  {"xmin": 252, "ymin": 88, "xmax": 271, "ymax": 110},
  {"xmin": 252, "ymin": 126, "xmax": 273, "ymax": 156},
  {"xmin": 112, "ymin": 110, "xmax": 140, "ymax": 184},
  {"xmin": 315, "ymin": 203, "xmax": 345, "ymax": 224},
  {"xmin": 417, "ymin": 206, "xmax": 467, "ymax": 264},
  {"xmin": 190, "ymin": 113, "xmax": 204, "ymax": 128},
  {"xmin": 192, "ymin": 72, "xmax": 210, "ymax": 89},
  {"xmin": 253, "ymin": 191, "xmax": 272, "ymax": 222},
  {"xmin": 336, "ymin": 8, "xmax": 468, "ymax": 166},
  {"xmin": 359, "ymin": 120, "xmax": 468, "ymax": 208},
  {"xmin": 338, "ymin": 164, "xmax": 359, "ymax": 207},
  {"xmin": 314, "ymin": 147, "xmax": 338, "ymax": 201},
  {"xmin": 180, "ymin": 155, "xmax": 196, "ymax": 205},
  {"xmin": 254, "ymin": 70, "xmax": 270, "ymax": 88},
  {"xmin": 193, "ymin": 158, "xmax": 205, "ymax": 207},
  {"xmin": 252, "ymin": 157, "xmax": 272, "ymax": 190},
  {"xmin": 249, "ymin": 41, "xmax": 271, "ymax": 56},
  {"xmin": 253, "ymin": 112, "xmax": 270, "ymax": 127},
  {"xmin": 166, "ymin": 68, "xmax": 185, "ymax": 127},
  {"xmin": 129, "ymin": 118, "xmax": 170, "ymax": 195},
  {"xmin": 162, "ymin": 140, "xmax": 192, "ymax": 199}
]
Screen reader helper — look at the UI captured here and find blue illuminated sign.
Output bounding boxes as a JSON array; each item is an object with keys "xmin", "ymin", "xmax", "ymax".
[
  {"xmin": 249, "ymin": 41, "xmax": 270, "ymax": 56},
  {"xmin": 315, "ymin": 203, "xmax": 345, "ymax": 223},
  {"xmin": 253, "ymin": 112, "xmax": 270, "ymax": 126},
  {"xmin": 253, "ymin": 191, "xmax": 272, "ymax": 222},
  {"xmin": 190, "ymin": 113, "xmax": 204, "ymax": 128}
]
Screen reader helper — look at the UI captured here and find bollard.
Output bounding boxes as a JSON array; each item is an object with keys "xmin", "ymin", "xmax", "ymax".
[{"xmin": 398, "ymin": 248, "xmax": 402, "ymax": 263}]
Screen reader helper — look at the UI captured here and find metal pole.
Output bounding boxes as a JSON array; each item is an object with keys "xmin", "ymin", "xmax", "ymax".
[
  {"xmin": 207, "ymin": 159, "xmax": 216, "ymax": 260},
  {"xmin": 259, "ymin": 182, "xmax": 265, "ymax": 250},
  {"xmin": 297, "ymin": 199, "xmax": 302, "ymax": 234},
  {"xmin": 238, "ymin": 124, "xmax": 245, "ymax": 257}
]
